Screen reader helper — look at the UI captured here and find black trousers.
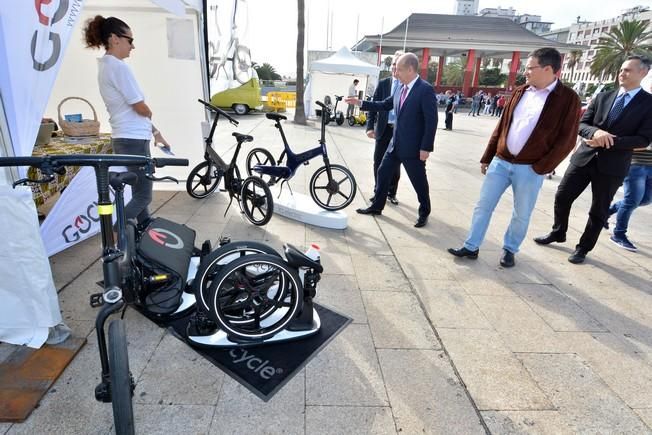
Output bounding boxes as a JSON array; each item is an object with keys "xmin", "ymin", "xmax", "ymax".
[
  {"xmin": 373, "ymin": 125, "xmax": 400, "ymax": 197},
  {"xmin": 445, "ymin": 111, "xmax": 453, "ymax": 129},
  {"xmin": 371, "ymin": 150, "xmax": 430, "ymax": 217},
  {"xmin": 551, "ymin": 158, "xmax": 623, "ymax": 251}
]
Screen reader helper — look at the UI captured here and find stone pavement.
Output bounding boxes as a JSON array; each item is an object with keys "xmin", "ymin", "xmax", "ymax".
[{"xmin": 2, "ymin": 109, "xmax": 651, "ymax": 434}]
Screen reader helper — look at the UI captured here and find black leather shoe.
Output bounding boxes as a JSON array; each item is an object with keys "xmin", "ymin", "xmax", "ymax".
[
  {"xmin": 499, "ymin": 249, "xmax": 515, "ymax": 268},
  {"xmin": 447, "ymin": 246, "xmax": 479, "ymax": 259},
  {"xmin": 388, "ymin": 196, "xmax": 399, "ymax": 205},
  {"xmin": 414, "ymin": 215, "xmax": 428, "ymax": 228},
  {"xmin": 356, "ymin": 207, "xmax": 382, "ymax": 216},
  {"xmin": 533, "ymin": 233, "xmax": 566, "ymax": 245},
  {"xmin": 568, "ymin": 248, "xmax": 588, "ymax": 264}
]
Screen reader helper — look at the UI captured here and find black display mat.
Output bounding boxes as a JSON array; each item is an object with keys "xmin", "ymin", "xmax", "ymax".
[{"xmin": 142, "ymin": 304, "xmax": 351, "ymax": 401}]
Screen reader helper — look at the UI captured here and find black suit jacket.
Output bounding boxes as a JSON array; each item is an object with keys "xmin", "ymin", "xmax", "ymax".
[
  {"xmin": 572, "ymin": 89, "xmax": 652, "ymax": 177},
  {"xmin": 366, "ymin": 77, "xmax": 394, "ymax": 138},
  {"xmin": 362, "ymin": 78, "xmax": 437, "ymax": 160}
]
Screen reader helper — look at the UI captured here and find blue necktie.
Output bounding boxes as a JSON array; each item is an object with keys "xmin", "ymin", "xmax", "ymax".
[
  {"xmin": 606, "ymin": 93, "xmax": 628, "ymax": 127},
  {"xmin": 388, "ymin": 80, "xmax": 399, "ymax": 124}
]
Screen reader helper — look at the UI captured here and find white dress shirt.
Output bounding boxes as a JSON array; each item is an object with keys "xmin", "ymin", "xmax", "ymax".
[{"xmin": 506, "ymin": 80, "xmax": 558, "ymax": 157}]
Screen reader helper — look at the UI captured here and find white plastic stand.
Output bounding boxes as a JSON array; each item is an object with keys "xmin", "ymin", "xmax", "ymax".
[{"xmin": 270, "ymin": 185, "xmax": 348, "ymax": 229}]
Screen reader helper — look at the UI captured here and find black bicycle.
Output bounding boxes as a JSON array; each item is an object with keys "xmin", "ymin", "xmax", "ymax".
[
  {"xmin": 186, "ymin": 99, "xmax": 273, "ymax": 226},
  {"xmin": 244, "ymin": 101, "xmax": 357, "ymax": 211}
]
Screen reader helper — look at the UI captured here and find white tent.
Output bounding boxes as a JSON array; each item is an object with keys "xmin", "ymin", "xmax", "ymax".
[
  {"xmin": 306, "ymin": 47, "xmax": 380, "ymax": 118},
  {"xmin": 0, "ymin": 0, "xmax": 205, "ymax": 347}
]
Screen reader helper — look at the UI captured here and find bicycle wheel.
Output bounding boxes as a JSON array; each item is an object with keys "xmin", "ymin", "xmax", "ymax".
[
  {"xmin": 245, "ymin": 148, "xmax": 276, "ymax": 185},
  {"xmin": 193, "ymin": 241, "xmax": 281, "ymax": 314},
  {"xmin": 309, "ymin": 164, "xmax": 357, "ymax": 211},
  {"xmin": 108, "ymin": 319, "xmax": 135, "ymax": 435},
  {"xmin": 186, "ymin": 161, "xmax": 223, "ymax": 199},
  {"xmin": 232, "ymin": 45, "xmax": 252, "ymax": 84},
  {"xmin": 207, "ymin": 254, "xmax": 302, "ymax": 341},
  {"xmin": 240, "ymin": 176, "xmax": 273, "ymax": 226}
]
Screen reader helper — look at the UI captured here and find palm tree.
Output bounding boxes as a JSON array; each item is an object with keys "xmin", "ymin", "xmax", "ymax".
[
  {"xmin": 294, "ymin": 0, "xmax": 306, "ymax": 125},
  {"xmin": 254, "ymin": 63, "xmax": 281, "ymax": 81},
  {"xmin": 590, "ymin": 20, "xmax": 652, "ymax": 82},
  {"xmin": 566, "ymin": 49, "xmax": 583, "ymax": 82}
]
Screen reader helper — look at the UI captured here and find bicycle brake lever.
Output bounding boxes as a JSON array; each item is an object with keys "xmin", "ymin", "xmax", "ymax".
[{"xmin": 12, "ymin": 174, "xmax": 55, "ymax": 188}]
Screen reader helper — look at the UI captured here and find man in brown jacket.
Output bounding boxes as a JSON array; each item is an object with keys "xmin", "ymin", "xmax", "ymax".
[{"xmin": 448, "ymin": 48, "xmax": 581, "ymax": 267}]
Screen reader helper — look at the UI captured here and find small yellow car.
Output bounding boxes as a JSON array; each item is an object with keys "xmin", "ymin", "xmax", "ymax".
[{"xmin": 210, "ymin": 78, "xmax": 262, "ymax": 115}]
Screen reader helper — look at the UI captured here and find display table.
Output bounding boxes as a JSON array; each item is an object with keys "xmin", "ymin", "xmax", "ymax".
[{"xmin": 30, "ymin": 134, "xmax": 112, "ymax": 210}]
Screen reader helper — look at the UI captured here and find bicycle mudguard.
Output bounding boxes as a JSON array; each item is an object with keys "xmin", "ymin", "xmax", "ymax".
[{"xmin": 137, "ymin": 218, "xmax": 196, "ymax": 315}]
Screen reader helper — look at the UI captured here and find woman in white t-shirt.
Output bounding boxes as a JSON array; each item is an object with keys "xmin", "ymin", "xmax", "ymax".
[{"xmin": 83, "ymin": 15, "xmax": 172, "ymax": 226}]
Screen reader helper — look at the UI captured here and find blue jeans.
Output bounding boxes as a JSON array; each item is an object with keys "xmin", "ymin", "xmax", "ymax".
[
  {"xmin": 464, "ymin": 158, "xmax": 545, "ymax": 253},
  {"xmin": 610, "ymin": 164, "xmax": 652, "ymax": 236}
]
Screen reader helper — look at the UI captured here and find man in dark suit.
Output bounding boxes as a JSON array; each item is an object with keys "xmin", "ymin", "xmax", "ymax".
[
  {"xmin": 535, "ymin": 55, "xmax": 652, "ymax": 264},
  {"xmin": 346, "ymin": 52, "xmax": 437, "ymax": 228},
  {"xmin": 448, "ymin": 48, "xmax": 581, "ymax": 267},
  {"xmin": 366, "ymin": 51, "xmax": 402, "ymax": 205}
]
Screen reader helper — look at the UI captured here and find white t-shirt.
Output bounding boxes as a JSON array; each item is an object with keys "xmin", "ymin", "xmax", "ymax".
[{"xmin": 98, "ymin": 54, "xmax": 152, "ymax": 140}]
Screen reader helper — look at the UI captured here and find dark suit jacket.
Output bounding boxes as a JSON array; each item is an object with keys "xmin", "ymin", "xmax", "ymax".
[
  {"xmin": 572, "ymin": 89, "xmax": 652, "ymax": 177},
  {"xmin": 366, "ymin": 77, "xmax": 393, "ymax": 137},
  {"xmin": 481, "ymin": 82, "xmax": 581, "ymax": 174},
  {"xmin": 362, "ymin": 78, "xmax": 437, "ymax": 160}
]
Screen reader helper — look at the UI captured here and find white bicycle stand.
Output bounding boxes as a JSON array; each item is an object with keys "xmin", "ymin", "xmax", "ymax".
[
  {"xmin": 187, "ymin": 307, "xmax": 321, "ymax": 347},
  {"xmin": 270, "ymin": 185, "xmax": 348, "ymax": 229}
]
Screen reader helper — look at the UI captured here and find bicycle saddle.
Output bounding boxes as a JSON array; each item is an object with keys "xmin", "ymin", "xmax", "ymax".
[
  {"xmin": 109, "ymin": 171, "xmax": 138, "ymax": 189},
  {"xmin": 266, "ymin": 113, "xmax": 287, "ymax": 122},
  {"xmin": 232, "ymin": 132, "xmax": 254, "ymax": 143},
  {"xmin": 284, "ymin": 244, "xmax": 323, "ymax": 273}
]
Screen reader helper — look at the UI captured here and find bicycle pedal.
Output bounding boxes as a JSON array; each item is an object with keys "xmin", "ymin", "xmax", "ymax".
[
  {"xmin": 218, "ymin": 236, "xmax": 231, "ymax": 246},
  {"xmin": 90, "ymin": 292, "xmax": 104, "ymax": 307},
  {"xmin": 95, "ymin": 280, "xmax": 104, "ymax": 289}
]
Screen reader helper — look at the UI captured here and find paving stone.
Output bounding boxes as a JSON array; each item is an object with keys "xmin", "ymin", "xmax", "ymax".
[
  {"xmin": 512, "ymin": 284, "xmax": 606, "ymax": 332},
  {"xmin": 1, "ymin": 423, "xmax": 12, "ymax": 434},
  {"xmin": 135, "ymin": 333, "xmax": 224, "ymax": 406},
  {"xmin": 437, "ymin": 328, "xmax": 552, "ymax": 410},
  {"xmin": 305, "ymin": 406, "xmax": 396, "ymax": 435},
  {"xmin": 306, "ymin": 324, "xmax": 388, "ymax": 406},
  {"xmin": 447, "ymin": 262, "xmax": 516, "ymax": 296},
  {"xmin": 210, "ymin": 371, "xmax": 304, "ymax": 435},
  {"xmin": 481, "ymin": 410, "xmax": 575, "ymax": 434},
  {"xmin": 412, "ymin": 279, "xmax": 492, "ymax": 329},
  {"xmin": 518, "ymin": 353, "xmax": 650, "ymax": 433},
  {"xmin": 392, "ymin": 246, "xmax": 456, "ymax": 280},
  {"xmin": 0, "ymin": 342, "xmax": 15, "ymax": 364},
  {"xmin": 361, "ymin": 291, "xmax": 440, "ymax": 349},
  {"xmin": 310, "ymin": 239, "xmax": 355, "ymax": 275},
  {"xmin": 580, "ymin": 297, "xmax": 652, "ymax": 337},
  {"xmin": 378, "ymin": 349, "xmax": 484, "ymax": 434},
  {"xmin": 351, "ymin": 254, "xmax": 410, "ymax": 292},
  {"xmin": 120, "ymin": 309, "xmax": 167, "ymax": 378},
  {"xmin": 634, "ymin": 408, "xmax": 652, "ymax": 430},
  {"xmin": 559, "ymin": 332, "xmax": 652, "ymax": 409},
  {"xmin": 131, "ymin": 404, "xmax": 214, "ymax": 434},
  {"xmin": 58, "ymin": 261, "xmax": 105, "ymax": 322},
  {"xmin": 315, "ymin": 274, "xmax": 367, "ymax": 324}
]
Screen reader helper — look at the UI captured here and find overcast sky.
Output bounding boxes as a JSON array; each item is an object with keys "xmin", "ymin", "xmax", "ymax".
[{"xmin": 242, "ymin": 0, "xmax": 649, "ymax": 76}]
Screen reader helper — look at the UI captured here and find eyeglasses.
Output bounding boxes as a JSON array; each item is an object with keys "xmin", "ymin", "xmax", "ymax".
[{"xmin": 117, "ymin": 34, "xmax": 134, "ymax": 45}]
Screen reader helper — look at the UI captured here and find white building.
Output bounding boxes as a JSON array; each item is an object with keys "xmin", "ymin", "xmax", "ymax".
[
  {"xmin": 479, "ymin": 7, "xmax": 552, "ymax": 34},
  {"xmin": 562, "ymin": 6, "xmax": 652, "ymax": 90},
  {"xmin": 455, "ymin": 0, "xmax": 479, "ymax": 16}
]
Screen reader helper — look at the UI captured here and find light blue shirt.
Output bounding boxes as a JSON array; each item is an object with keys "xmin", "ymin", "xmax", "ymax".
[{"xmin": 614, "ymin": 86, "xmax": 642, "ymax": 109}]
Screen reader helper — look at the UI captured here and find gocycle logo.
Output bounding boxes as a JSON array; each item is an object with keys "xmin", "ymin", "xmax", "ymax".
[
  {"xmin": 61, "ymin": 201, "xmax": 100, "ymax": 243},
  {"xmin": 229, "ymin": 349, "xmax": 282, "ymax": 380},
  {"xmin": 147, "ymin": 228, "xmax": 184, "ymax": 249},
  {"xmin": 32, "ymin": 0, "xmax": 74, "ymax": 71}
]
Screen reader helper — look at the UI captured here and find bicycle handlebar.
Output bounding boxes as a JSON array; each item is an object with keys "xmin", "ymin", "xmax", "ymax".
[
  {"xmin": 197, "ymin": 98, "xmax": 239, "ymax": 126},
  {"xmin": 0, "ymin": 154, "xmax": 188, "ymax": 169}
]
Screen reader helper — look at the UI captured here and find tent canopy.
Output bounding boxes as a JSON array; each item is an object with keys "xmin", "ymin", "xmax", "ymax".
[{"xmin": 310, "ymin": 46, "xmax": 380, "ymax": 76}]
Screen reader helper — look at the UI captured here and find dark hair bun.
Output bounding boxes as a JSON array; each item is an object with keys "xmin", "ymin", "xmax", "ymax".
[{"xmin": 83, "ymin": 15, "xmax": 105, "ymax": 49}]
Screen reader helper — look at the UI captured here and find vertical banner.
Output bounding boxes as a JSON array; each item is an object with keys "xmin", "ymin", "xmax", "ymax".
[
  {"xmin": 0, "ymin": 0, "xmax": 84, "ymax": 160},
  {"xmin": 40, "ymin": 166, "xmax": 132, "ymax": 256}
]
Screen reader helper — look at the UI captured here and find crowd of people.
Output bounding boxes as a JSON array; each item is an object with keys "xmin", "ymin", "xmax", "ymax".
[{"xmin": 354, "ymin": 48, "xmax": 652, "ymax": 267}]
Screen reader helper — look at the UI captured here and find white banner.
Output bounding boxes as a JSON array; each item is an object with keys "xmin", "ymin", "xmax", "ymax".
[
  {"xmin": 40, "ymin": 166, "xmax": 132, "ymax": 256},
  {"xmin": 0, "ymin": 0, "xmax": 84, "ymax": 161}
]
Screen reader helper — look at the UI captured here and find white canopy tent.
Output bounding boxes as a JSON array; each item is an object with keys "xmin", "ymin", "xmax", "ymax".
[
  {"xmin": 0, "ymin": 0, "xmax": 206, "ymax": 347},
  {"xmin": 306, "ymin": 47, "xmax": 380, "ymax": 118}
]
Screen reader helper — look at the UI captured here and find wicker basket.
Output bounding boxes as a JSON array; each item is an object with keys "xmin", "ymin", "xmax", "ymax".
[{"xmin": 57, "ymin": 97, "xmax": 100, "ymax": 137}]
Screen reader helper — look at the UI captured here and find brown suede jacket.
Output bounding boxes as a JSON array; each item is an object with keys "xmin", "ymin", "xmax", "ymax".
[{"xmin": 480, "ymin": 81, "xmax": 581, "ymax": 174}]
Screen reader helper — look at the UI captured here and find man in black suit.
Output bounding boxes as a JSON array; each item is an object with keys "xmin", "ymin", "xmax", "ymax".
[
  {"xmin": 346, "ymin": 52, "xmax": 437, "ymax": 228},
  {"xmin": 366, "ymin": 51, "xmax": 402, "ymax": 205},
  {"xmin": 535, "ymin": 55, "xmax": 652, "ymax": 263}
]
